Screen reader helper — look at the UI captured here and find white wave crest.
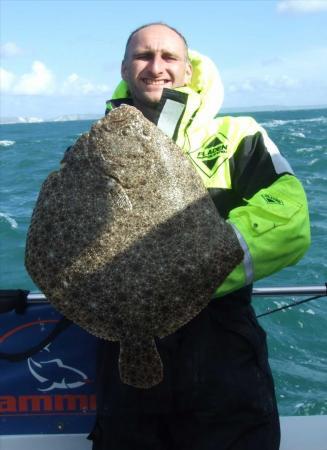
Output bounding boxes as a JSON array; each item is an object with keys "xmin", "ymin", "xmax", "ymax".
[
  {"xmin": 0, "ymin": 212, "xmax": 18, "ymax": 229},
  {"xmin": 290, "ymin": 131, "xmax": 306, "ymax": 138},
  {"xmin": 296, "ymin": 145, "xmax": 323, "ymax": 153},
  {"xmin": 0, "ymin": 140, "xmax": 15, "ymax": 147},
  {"xmin": 260, "ymin": 119, "xmax": 286, "ymax": 128},
  {"xmin": 308, "ymin": 158, "xmax": 319, "ymax": 166},
  {"xmin": 260, "ymin": 116, "xmax": 327, "ymax": 128}
]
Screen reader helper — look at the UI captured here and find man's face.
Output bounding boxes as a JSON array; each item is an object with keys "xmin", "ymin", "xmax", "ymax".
[{"xmin": 121, "ymin": 25, "xmax": 192, "ymax": 110}]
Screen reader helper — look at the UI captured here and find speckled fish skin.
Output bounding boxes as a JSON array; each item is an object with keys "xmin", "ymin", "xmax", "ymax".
[{"xmin": 25, "ymin": 105, "xmax": 243, "ymax": 389}]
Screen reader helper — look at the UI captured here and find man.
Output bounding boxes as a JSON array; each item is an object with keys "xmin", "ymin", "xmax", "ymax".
[{"xmin": 89, "ymin": 23, "xmax": 310, "ymax": 450}]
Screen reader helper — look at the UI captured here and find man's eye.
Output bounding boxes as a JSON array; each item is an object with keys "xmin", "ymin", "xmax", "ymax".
[{"xmin": 135, "ymin": 54, "xmax": 151, "ymax": 60}]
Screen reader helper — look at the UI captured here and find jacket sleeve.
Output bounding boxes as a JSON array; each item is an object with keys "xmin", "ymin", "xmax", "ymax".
[{"xmin": 215, "ymin": 124, "xmax": 311, "ymax": 298}]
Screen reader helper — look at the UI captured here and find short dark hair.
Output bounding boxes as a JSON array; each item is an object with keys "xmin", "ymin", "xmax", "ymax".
[{"xmin": 123, "ymin": 22, "xmax": 189, "ymax": 61}]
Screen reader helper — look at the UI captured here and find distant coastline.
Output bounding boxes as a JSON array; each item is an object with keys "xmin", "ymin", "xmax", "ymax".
[
  {"xmin": 1, "ymin": 104, "xmax": 326, "ymax": 125},
  {"xmin": 0, "ymin": 114, "xmax": 102, "ymax": 125}
]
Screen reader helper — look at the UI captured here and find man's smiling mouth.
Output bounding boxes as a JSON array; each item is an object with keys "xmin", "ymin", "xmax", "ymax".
[{"xmin": 142, "ymin": 78, "xmax": 171, "ymax": 85}]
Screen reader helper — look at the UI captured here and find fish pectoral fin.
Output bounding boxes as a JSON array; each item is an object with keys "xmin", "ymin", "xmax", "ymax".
[{"xmin": 119, "ymin": 337, "xmax": 163, "ymax": 389}]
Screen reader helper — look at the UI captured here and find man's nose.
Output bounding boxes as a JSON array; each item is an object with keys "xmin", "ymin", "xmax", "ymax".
[{"xmin": 147, "ymin": 55, "xmax": 164, "ymax": 75}]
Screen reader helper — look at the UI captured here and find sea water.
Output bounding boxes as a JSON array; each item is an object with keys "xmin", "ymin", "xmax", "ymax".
[{"xmin": 1, "ymin": 108, "xmax": 326, "ymax": 416}]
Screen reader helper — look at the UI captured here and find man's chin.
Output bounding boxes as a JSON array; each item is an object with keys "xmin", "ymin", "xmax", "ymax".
[
  {"xmin": 136, "ymin": 94, "xmax": 163, "ymax": 109},
  {"xmin": 145, "ymin": 92, "xmax": 164, "ymax": 104}
]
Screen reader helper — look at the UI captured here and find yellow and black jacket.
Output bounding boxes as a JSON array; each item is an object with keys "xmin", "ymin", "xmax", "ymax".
[{"xmin": 105, "ymin": 50, "xmax": 310, "ymax": 298}]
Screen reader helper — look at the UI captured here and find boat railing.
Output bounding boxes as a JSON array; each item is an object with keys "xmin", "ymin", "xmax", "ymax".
[{"xmin": 0, "ymin": 285, "xmax": 326, "ymax": 304}]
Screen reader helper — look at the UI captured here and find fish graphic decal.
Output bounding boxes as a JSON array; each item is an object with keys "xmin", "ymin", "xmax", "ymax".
[{"xmin": 28, "ymin": 356, "xmax": 90, "ymax": 392}]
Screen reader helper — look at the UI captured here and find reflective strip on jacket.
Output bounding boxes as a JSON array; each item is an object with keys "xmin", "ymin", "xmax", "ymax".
[{"xmin": 105, "ymin": 50, "xmax": 311, "ymax": 298}]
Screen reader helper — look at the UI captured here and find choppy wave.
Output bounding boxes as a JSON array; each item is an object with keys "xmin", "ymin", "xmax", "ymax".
[
  {"xmin": 296, "ymin": 145, "xmax": 323, "ymax": 153},
  {"xmin": 290, "ymin": 132, "xmax": 306, "ymax": 138},
  {"xmin": 0, "ymin": 212, "xmax": 18, "ymax": 229},
  {"xmin": 260, "ymin": 116, "xmax": 327, "ymax": 128},
  {"xmin": 294, "ymin": 400, "xmax": 327, "ymax": 416},
  {"xmin": 0, "ymin": 140, "xmax": 15, "ymax": 147},
  {"xmin": 308, "ymin": 158, "xmax": 319, "ymax": 166}
]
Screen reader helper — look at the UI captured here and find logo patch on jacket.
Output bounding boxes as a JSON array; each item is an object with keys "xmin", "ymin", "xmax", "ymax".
[
  {"xmin": 189, "ymin": 133, "xmax": 228, "ymax": 178},
  {"xmin": 261, "ymin": 194, "xmax": 284, "ymax": 205}
]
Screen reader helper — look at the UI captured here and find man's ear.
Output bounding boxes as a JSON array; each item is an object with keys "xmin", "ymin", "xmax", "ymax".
[{"xmin": 121, "ymin": 60, "xmax": 127, "ymax": 81}]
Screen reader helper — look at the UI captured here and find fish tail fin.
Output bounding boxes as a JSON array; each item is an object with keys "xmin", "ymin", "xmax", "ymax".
[{"xmin": 119, "ymin": 337, "xmax": 163, "ymax": 389}]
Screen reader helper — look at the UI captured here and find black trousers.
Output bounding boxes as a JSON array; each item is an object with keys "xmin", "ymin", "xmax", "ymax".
[{"xmin": 89, "ymin": 295, "xmax": 280, "ymax": 449}]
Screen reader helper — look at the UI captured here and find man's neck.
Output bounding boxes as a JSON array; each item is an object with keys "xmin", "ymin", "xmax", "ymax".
[{"xmin": 133, "ymin": 99, "xmax": 159, "ymax": 123}]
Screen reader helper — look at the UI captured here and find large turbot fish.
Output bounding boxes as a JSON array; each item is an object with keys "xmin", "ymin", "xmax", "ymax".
[{"xmin": 25, "ymin": 105, "xmax": 243, "ymax": 389}]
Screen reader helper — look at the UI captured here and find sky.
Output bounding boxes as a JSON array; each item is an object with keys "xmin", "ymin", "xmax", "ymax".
[{"xmin": 1, "ymin": 0, "xmax": 327, "ymax": 118}]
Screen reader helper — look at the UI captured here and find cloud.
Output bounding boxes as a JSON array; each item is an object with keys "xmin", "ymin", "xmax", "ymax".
[
  {"xmin": 0, "ymin": 68, "xmax": 16, "ymax": 92},
  {"xmin": 222, "ymin": 46, "xmax": 327, "ymax": 106},
  {"xmin": 223, "ymin": 46, "xmax": 327, "ymax": 84},
  {"xmin": 61, "ymin": 73, "xmax": 110, "ymax": 96},
  {"xmin": 227, "ymin": 74, "xmax": 299, "ymax": 95},
  {"xmin": 1, "ymin": 60, "xmax": 111, "ymax": 98},
  {"xmin": 225, "ymin": 66, "xmax": 302, "ymax": 95},
  {"xmin": 12, "ymin": 61, "xmax": 55, "ymax": 95},
  {"xmin": 277, "ymin": 0, "xmax": 327, "ymax": 13},
  {"xmin": 228, "ymin": 80, "xmax": 255, "ymax": 93},
  {"xmin": 0, "ymin": 42, "xmax": 22, "ymax": 57}
]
